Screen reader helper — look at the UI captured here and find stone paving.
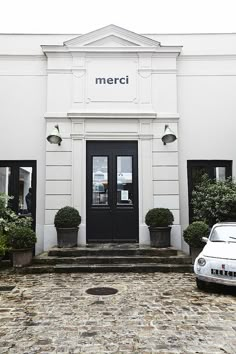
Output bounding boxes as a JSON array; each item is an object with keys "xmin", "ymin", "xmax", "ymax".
[{"xmin": 0, "ymin": 270, "xmax": 235, "ymax": 354}]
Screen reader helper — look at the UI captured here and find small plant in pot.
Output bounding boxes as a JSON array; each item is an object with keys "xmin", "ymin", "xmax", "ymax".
[
  {"xmin": 145, "ymin": 208, "xmax": 174, "ymax": 248},
  {"xmin": 183, "ymin": 221, "xmax": 209, "ymax": 263},
  {"xmin": 54, "ymin": 206, "xmax": 81, "ymax": 248},
  {"xmin": 7, "ymin": 226, "xmax": 37, "ymax": 267}
]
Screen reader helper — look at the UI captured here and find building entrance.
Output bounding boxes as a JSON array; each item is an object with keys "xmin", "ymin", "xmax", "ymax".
[{"xmin": 86, "ymin": 141, "xmax": 139, "ymax": 242}]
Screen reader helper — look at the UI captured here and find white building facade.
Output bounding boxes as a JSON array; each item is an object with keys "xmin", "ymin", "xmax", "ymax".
[{"xmin": 1, "ymin": 25, "xmax": 236, "ymax": 254}]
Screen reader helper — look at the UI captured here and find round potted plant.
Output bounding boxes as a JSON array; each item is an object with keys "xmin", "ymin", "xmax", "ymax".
[
  {"xmin": 7, "ymin": 226, "xmax": 37, "ymax": 267},
  {"xmin": 183, "ymin": 221, "xmax": 209, "ymax": 263},
  {"xmin": 54, "ymin": 206, "xmax": 81, "ymax": 248},
  {"xmin": 145, "ymin": 208, "xmax": 174, "ymax": 248}
]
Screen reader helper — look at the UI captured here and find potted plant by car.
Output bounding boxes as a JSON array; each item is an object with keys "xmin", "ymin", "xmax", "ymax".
[
  {"xmin": 183, "ymin": 221, "xmax": 209, "ymax": 263},
  {"xmin": 54, "ymin": 206, "xmax": 81, "ymax": 248},
  {"xmin": 7, "ymin": 226, "xmax": 37, "ymax": 267},
  {"xmin": 145, "ymin": 208, "xmax": 174, "ymax": 248}
]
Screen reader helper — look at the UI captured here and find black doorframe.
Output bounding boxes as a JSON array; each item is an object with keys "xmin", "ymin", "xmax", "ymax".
[
  {"xmin": 187, "ymin": 160, "xmax": 232, "ymax": 223},
  {"xmin": 86, "ymin": 141, "xmax": 139, "ymax": 243},
  {"xmin": 0, "ymin": 160, "xmax": 37, "ymax": 230}
]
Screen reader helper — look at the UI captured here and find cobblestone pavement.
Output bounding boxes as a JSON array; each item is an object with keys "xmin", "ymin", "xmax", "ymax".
[{"xmin": 0, "ymin": 271, "xmax": 236, "ymax": 354}]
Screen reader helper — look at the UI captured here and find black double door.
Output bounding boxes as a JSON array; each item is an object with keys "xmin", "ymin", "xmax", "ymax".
[{"xmin": 86, "ymin": 141, "xmax": 139, "ymax": 242}]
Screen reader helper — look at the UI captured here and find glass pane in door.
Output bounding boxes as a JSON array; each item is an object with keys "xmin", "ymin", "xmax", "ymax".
[
  {"xmin": 19, "ymin": 167, "xmax": 33, "ymax": 215},
  {"xmin": 92, "ymin": 157, "xmax": 108, "ymax": 205},
  {"xmin": 117, "ymin": 156, "xmax": 133, "ymax": 204}
]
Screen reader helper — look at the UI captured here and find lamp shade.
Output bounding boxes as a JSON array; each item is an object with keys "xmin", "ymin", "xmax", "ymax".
[
  {"xmin": 47, "ymin": 125, "xmax": 62, "ymax": 145},
  {"xmin": 161, "ymin": 125, "xmax": 177, "ymax": 144}
]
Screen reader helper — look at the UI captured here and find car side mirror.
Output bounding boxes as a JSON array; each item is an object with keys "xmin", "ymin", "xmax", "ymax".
[{"xmin": 202, "ymin": 237, "xmax": 208, "ymax": 243}]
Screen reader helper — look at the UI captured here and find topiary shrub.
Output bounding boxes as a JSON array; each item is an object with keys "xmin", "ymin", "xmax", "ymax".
[
  {"xmin": 7, "ymin": 226, "xmax": 37, "ymax": 249},
  {"xmin": 145, "ymin": 208, "xmax": 174, "ymax": 227},
  {"xmin": 183, "ymin": 221, "xmax": 209, "ymax": 248},
  {"xmin": 54, "ymin": 206, "xmax": 81, "ymax": 228},
  {"xmin": 192, "ymin": 175, "xmax": 236, "ymax": 227}
]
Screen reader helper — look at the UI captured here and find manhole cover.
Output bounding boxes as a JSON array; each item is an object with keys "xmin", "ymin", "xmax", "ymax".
[
  {"xmin": 86, "ymin": 287, "xmax": 118, "ymax": 296},
  {"xmin": 0, "ymin": 286, "xmax": 15, "ymax": 292}
]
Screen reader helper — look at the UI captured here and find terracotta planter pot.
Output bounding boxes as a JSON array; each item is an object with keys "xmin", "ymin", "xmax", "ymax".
[
  {"xmin": 149, "ymin": 226, "xmax": 171, "ymax": 248},
  {"xmin": 12, "ymin": 248, "xmax": 33, "ymax": 267},
  {"xmin": 56, "ymin": 227, "xmax": 78, "ymax": 248}
]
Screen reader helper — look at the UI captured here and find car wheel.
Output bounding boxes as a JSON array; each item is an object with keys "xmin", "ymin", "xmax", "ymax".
[{"xmin": 196, "ymin": 278, "xmax": 206, "ymax": 290}]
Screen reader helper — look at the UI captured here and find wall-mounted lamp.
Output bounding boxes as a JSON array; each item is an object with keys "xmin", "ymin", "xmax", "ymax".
[
  {"xmin": 161, "ymin": 124, "xmax": 177, "ymax": 145},
  {"xmin": 46, "ymin": 124, "xmax": 62, "ymax": 146}
]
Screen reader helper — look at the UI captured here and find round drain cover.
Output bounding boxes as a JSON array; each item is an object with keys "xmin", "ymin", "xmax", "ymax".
[{"xmin": 86, "ymin": 287, "xmax": 118, "ymax": 296}]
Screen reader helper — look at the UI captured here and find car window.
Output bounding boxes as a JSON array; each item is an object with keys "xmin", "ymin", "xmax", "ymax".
[{"xmin": 210, "ymin": 226, "xmax": 236, "ymax": 242}]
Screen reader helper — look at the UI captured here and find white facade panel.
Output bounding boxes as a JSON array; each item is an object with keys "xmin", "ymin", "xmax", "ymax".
[
  {"xmin": 153, "ymin": 166, "xmax": 179, "ymax": 181},
  {"xmin": 45, "ymin": 195, "xmax": 72, "ymax": 210},
  {"xmin": 46, "ymin": 181, "xmax": 71, "ymax": 195},
  {"xmin": 46, "ymin": 166, "xmax": 72, "ymax": 180},
  {"xmin": 154, "ymin": 195, "xmax": 180, "ymax": 210},
  {"xmin": 47, "ymin": 74, "xmax": 72, "ymax": 113},
  {"xmin": 153, "ymin": 152, "xmax": 178, "ymax": 166},
  {"xmin": 153, "ymin": 180, "xmax": 179, "ymax": 195},
  {"xmin": 46, "ymin": 152, "xmax": 72, "ymax": 166}
]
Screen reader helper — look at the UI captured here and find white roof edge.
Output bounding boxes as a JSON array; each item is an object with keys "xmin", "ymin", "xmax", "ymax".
[{"xmin": 1, "ymin": 32, "xmax": 236, "ymax": 36}]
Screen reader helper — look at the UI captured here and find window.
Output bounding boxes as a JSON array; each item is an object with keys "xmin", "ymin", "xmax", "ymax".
[
  {"xmin": 0, "ymin": 161, "xmax": 36, "ymax": 229},
  {"xmin": 187, "ymin": 160, "xmax": 232, "ymax": 223}
]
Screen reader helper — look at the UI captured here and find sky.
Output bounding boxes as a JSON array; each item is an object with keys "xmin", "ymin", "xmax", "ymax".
[{"xmin": 0, "ymin": 0, "xmax": 236, "ymax": 34}]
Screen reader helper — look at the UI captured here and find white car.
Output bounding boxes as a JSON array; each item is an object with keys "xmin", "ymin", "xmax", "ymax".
[{"xmin": 194, "ymin": 222, "xmax": 236, "ymax": 290}]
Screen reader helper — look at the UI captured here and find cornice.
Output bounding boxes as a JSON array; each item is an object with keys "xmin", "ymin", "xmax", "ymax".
[
  {"xmin": 67, "ymin": 112, "xmax": 157, "ymax": 119},
  {"xmin": 70, "ymin": 132, "xmax": 154, "ymax": 140},
  {"xmin": 156, "ymin": 113, "xmax": 180, "ymax": 120},
  {"xmin": 0, "ymin": 54, "xmax": 46, "ymax": 61},
  {"xmin": 44, "ymin": 112, "xmax": 180, "ymax": 120},
  {"xmin": 42, "ymin": 46, "xmax": 181, "ymax": 55},
  {"xmin": 178, "ymin": 54, "xmax": 236, "ymax": 61}
]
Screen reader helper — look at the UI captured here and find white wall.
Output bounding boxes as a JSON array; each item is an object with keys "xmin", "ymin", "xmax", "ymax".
[
  {"xmin": 1, "ymin": 27, "xmax": 236, "ymax": 253},
  {"xmin": 0, "ymin": 56, "xmax": 47, "ymax": 254}
]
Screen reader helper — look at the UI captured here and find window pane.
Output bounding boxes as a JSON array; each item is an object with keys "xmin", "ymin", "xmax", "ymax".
[
  {"xmin": 19, "ymin": 167, "xmax": 33, "ymax": 215},
  {"xmin": 0, "ymin": 167, "xmax": 11, "ymax": 195},
  {"xmin": 0, "ymin": 167, "xmax": 11, "ymax": 208},
  {"xmin": 191, "ymin": 167, "xmax": 208, "ymax": 187},
  {"xmin": 214, "ymin": 167, "xmax": 226, "ymax": 181},
  {"xmin": 92, "ymin": 157, "xmax": 108, "ymax": 205},
  {"xmin": 117, "ymin": 156, "xmax": 133, "ymax": 205}
]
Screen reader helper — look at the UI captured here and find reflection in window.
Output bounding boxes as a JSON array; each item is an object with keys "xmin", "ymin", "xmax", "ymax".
[
  {"xmin": 117, "ymin": 156, "xmax": 133, "ymax": 205},
  {"xmin": 0, "ymin": 167, "xmax": 11, "ymax": 207},
  {"xmin": 214, "ymin": 167, "xmax": 226, "ymax": 181},
  {"xmin": 19, "ymin": 167, "xmax": 32, "ymax": 215},
  {"xmin": 92, "ymin": 157, "xmax": 108, "ymax": 205},
  {"xmin": 0, "ymin": 167, "xmax": 11, "ymax": 195}
]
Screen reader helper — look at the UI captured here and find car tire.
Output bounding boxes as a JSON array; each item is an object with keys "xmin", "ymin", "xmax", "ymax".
[{"xmin": 196, "ymin": 278, "xmax": 206, "ymax": 290}]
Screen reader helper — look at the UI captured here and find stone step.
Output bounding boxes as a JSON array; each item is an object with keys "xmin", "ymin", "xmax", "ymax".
[
  {"xmin": 18, "ymin": 263, "xmax": 193, "ymax": 274},
  {"xmin": 48, "ymin": 247, "xmax": 178, "ymax": 257},
  {"xmin": 33, "ymin": 254, "xmax": 191, "ymax": 265}
]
